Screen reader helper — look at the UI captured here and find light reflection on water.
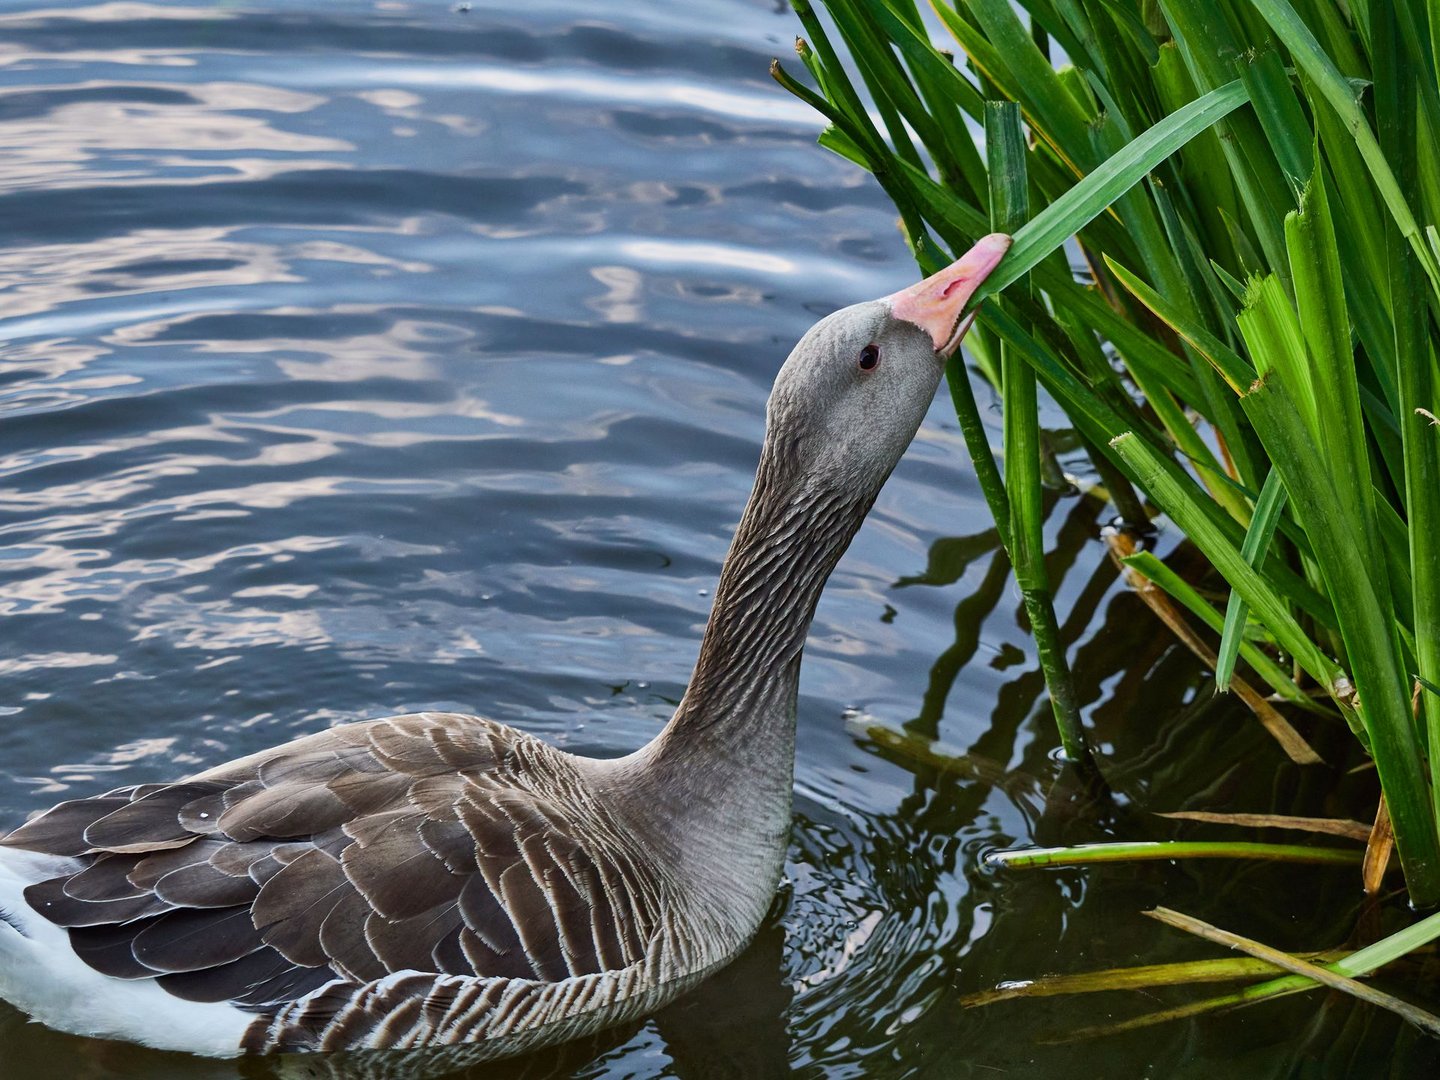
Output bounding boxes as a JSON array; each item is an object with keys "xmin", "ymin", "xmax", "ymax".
[{"xmin": 1, "ymin": 1, "xmax": 1431, "ymax": 1078}]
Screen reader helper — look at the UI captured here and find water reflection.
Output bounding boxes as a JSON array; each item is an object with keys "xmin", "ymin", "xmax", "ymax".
[{"xmin": 388, "ymin": 63, "xmax": 818, "ymax": 125}]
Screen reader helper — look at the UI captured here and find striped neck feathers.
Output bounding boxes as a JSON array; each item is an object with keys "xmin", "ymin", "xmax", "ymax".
[{"xmin": 655, "ymin": 436, "xmax": 877, "ymax": 757}]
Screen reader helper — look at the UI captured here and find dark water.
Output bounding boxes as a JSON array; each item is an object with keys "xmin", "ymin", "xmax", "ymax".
[{"xmin": 0, "ymin": 2, "xmax": 1435, "ymax": 1077}]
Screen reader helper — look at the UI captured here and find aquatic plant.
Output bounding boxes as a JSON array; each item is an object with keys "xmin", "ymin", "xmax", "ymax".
[{"xmin": 775, "ymin": 0, "xmax": 1440, "ymax": 1031}]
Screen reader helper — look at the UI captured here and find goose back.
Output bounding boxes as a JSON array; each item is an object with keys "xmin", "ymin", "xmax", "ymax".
[{"xmin": 0, "ymin": 711, "xmax": 727, "ymax": 1053}]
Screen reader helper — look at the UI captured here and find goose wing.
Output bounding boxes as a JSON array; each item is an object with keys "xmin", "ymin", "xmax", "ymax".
[{"xmin": 1, "ymin": 713, "xmax": 660, "ymax": 1017}]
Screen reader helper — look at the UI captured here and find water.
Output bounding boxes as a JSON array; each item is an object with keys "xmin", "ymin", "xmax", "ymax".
[{"xmin": 0, "ymin": 2, "xmax": 1434, "ymax": 1076}]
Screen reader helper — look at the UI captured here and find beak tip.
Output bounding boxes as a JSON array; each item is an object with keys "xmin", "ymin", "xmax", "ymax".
[
  {"xmin": 888, "ymin": 233, "xmax": 1013, "ymax": 353},
  {"xmin": 968, "ymin": 232, "xmax": 1013, "ymax": 272}
]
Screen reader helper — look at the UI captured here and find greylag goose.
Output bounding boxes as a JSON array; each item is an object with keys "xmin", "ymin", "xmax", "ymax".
[{"xmin": 0, "ymin": 234, "xmax": 1010, "ymax": 1061}]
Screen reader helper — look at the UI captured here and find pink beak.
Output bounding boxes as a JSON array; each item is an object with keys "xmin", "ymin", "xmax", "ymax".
[{"xmin": 885, "ymin": 233, "xmax": 1012, "ymax": 357}]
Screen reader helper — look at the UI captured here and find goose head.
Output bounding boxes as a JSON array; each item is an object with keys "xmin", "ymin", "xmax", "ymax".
[{"xmin": 764, "ymin": 233, "xmax": 1011, "ymax": 496}]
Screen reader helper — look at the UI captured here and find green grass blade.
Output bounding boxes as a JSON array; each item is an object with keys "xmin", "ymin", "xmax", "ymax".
[
  {"xmin": 1158, "ymin": 0, "xmax": 1297, "ymax": 276},
  {"xmin": 1372, "ymin": 0, "xmax": 1440, "ymax": 829},
  {"xmin": 1151, "ymin": 41, "xmax": 1242, "ymax": 265},
  {"xmin": 862, "ymin": 0, "xmax": 987, "ymax": 120},
  {"xmin": 1095, "ymin": 0, "xmax": 1160, "ymax": 66},
  {"xmin": 825, "ymin": 0, "xmax": 935, "ymax": 168},
  {"xmin": 862, "ymin": 1, "xmax": 989, "ymax": 199},
  {"xmin": 1121, "ymin": 550, "xmax": 1314, "ymax": 708},
  {"xmin": 1117, "ymin": 558, "xmax": 1319, "ymax": 720},
  {"xmin": 1286, "ymin": 162, "xmax": 1373, "ymax": 533},
  {"xmin": 790, "ymin": 0, "xmax": 887, "ymax": 158},
  {"xmin": 1104, "ymin": 256, "xmax": 1255, "ymax": 391},
  {"xmin": 815, "ymin": 122, "xmax": 870, "ymax": 169},
  {"xmin": 1237, "ymin": 45, "xmax": 1314, "ymax": 195},
  {"xmin": 930, "ymin": 1, "xmax": 1029, "ymax": 111},
  {"xmin": 968, "ymin": 80, "xmax": 1251, "ymax": 308},
  {"xmin": 1216, "ymin": 469, "xmax": 1289, "ymax": 693},
  {"xmin": 962, "ymin": 0, "xmax": 1096, "ymax": 168},
  {"xmin": 1236, "ymin": 274, "xmax": 1318, "ymax": 437},
  {"xmin": 1249, "ymin": 0, "xmax": 1440, "ymax": 296},
  {"xmin": 1241, "ymin": 374, "xmax": 1440, "ymax": 903},
  {"xmin": 1413, "ymin": 337, "xmax": 1440, "ymax": 816},
  {"xmin": 1108, "ymin": 431, "xmax": 1346, "ymax": 694},
  {"xmin": 993, "ymin": 305, "xmax": 1336, "ymax": 635},
  {"xmin": 887, "ymin": 160, "xmax": 1202, "ymax": 405},
  {"xmin": 942, "ymin": 349, "xmax": 1012, "ymax": 551}
]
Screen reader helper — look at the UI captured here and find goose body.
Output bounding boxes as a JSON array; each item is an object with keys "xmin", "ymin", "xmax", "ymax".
[{"xmin": 0, "ymin": 235, "xmax": 1009, "ymax": 1060}]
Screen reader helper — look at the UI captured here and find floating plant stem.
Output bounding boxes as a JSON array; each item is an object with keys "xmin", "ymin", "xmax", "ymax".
[
  {"xmin": 960, "ymin": 953, "xmax": 1347, "ymax": 1008},
  {"xmin": 1145, "ymin": 907, "xmax": 1440, "ymax": 1035},
  {"xmin": 1053, "ymin": 908, "xmax": 1440, "ymax": 1041},
  {"xmin": 985, "ymin": 841, "xmax": 1362, "ymax": 869}
]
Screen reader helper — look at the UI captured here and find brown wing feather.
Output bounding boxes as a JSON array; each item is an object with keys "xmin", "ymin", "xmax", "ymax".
[
  {"xmin": 62, "ymin": 853, "xmax": 148, "ymax": 901},
  {"xmin": 83, "ymin": 782, "xmax": 230, "ymax": 851},
  {"xmin": 252, "ymin": 848, "xmax": 352, "ymax": 967},
  {"xmin": 319, "ymin": 889, "xmax": 389, "ymax": 982},
  {"xmin": 0, "ymin": 712, "xmax": 660, "ymax": 1019}
]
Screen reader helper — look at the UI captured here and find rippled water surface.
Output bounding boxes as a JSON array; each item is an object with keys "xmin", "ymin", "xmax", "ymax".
[{"xmin": 2, "ymin": 2, "xmax": 1437, "ymax": 1077}]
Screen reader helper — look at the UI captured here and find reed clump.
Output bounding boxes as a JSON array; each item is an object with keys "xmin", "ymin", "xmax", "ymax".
[{"xmin": 775, "ymin": 0, "xmax": 1440, "ymax": 1020}]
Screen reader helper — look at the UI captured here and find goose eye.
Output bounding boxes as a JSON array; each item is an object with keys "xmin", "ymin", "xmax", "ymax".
[{"xmin": 858, "ymin": 344, "xmax": 880, "ymax": 371}]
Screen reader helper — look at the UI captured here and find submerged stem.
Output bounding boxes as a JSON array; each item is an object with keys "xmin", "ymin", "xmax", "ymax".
[{"xmin": 986, "ymin": 841, "xmax": 1362, "ymax": 868}]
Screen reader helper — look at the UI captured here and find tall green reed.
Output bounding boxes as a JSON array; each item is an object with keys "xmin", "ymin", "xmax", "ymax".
[{"xmin": 775, "ymin": 0, "xmax": 1440, "ymax": 903}]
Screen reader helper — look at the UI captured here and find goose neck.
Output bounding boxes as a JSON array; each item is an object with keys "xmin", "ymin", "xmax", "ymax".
[{"xmin": 654, "ymin": 447, "xmax": 873, "ymax": 762}]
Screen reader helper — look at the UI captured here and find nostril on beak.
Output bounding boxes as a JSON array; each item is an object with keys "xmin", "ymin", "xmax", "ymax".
[{"xmin": 884, "ymin": 234, "xmax": 1011, "ymax": 356}]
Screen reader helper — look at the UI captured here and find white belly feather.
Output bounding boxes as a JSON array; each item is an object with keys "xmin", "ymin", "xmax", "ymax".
[{"xmin": 0, "ymin": 848, "xmax": 252, "ymax": 1057}]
